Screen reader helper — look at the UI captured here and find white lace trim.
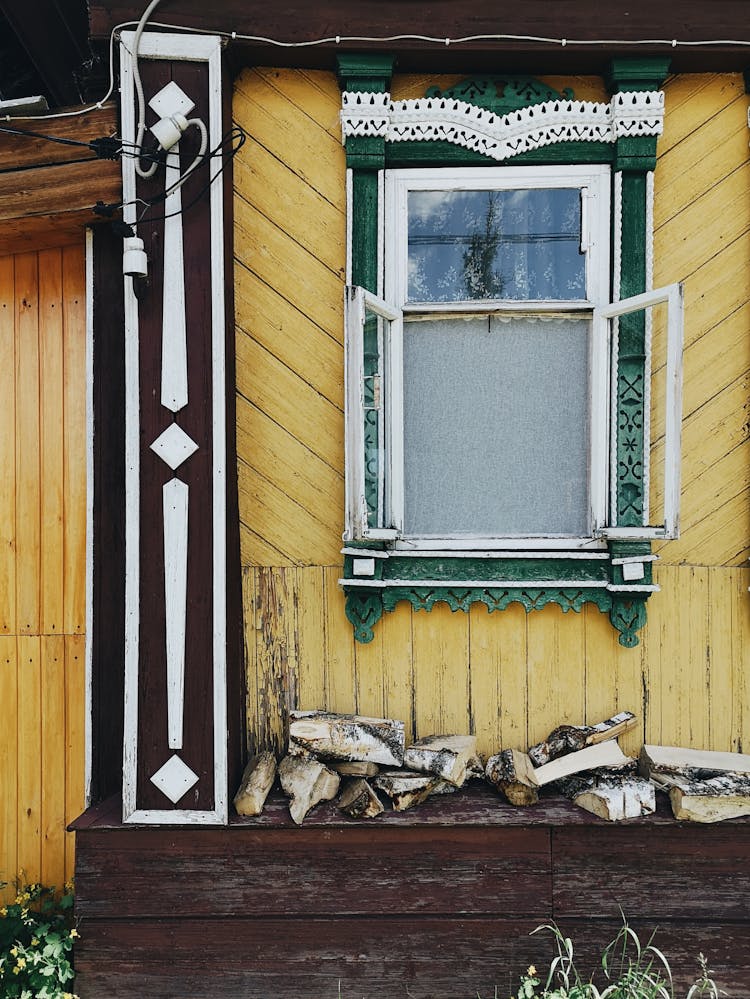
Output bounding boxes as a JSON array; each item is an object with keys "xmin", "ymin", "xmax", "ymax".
[{"xmin": 341, "ymin": 90, "xmax": 664, "ymax": 161}]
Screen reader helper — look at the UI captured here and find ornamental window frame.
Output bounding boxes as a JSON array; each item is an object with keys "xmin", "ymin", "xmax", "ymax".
[{"xmin": 338, "ymin": 57, "xmax": 681, "ymax": 649}]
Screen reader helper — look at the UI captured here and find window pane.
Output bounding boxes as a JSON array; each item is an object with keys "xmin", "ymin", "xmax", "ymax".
[
  {"xmin": 402, "ymin": 315, "xmax": 590, "ymax": 536},
  {"xmin": 407, "ymin": 188, "xmax": 584, "ymax": 302}
]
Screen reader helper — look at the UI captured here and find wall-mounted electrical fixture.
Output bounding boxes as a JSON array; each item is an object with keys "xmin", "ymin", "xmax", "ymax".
[
  {"xmin": 148, "ymin": 82, "xmax": 196, "ymax": 153},
  {"xmin": 123, "ymin": 236, "xmax": 148, "ymax": 277}
]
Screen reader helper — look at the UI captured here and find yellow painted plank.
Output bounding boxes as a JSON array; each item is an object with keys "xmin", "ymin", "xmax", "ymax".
[
  {"xmin": 380, "ymin": 601, "xmax": 415, "ymax": 746},
  {"xmin": 0, "ymin": 256, "xmax": 15, "ymax": 635},
  {"xmin": 296, "ymin": 566, "xmax": 327, "ymax": 713},
  {"xmin": 62, "ymin": 245, "xmax": 86, "ymax": 635},
  {"xmin": 238, "ymin": 460, "xmax": 341, "ymax": 566},
  {"xmin": 658, "ymin": 74, "xmax": 738, "ymax": 154},
  {"xmin": 239, "ymin": 522, "xmax": 293, "ymax": 569},
  {"xmin": 236, "ymin": 323, "xmax": 344, "ymax": 473},
  {"xmin": 235, "ymin": 262, "xmax": 344, "ymax": 396},
  {"xmin": 0, "ymin": 636, "xmax": 18, "ymax": 900},
  {"xmin": 655, "ymin": 95, "xmax": 747, "ymax": 225},
  {"xmin": 40, "ymin": 635, "xmax": 66, "ymax": 888},
  {"xmin": 469, "ymin": 603, "xmax": 530, "ymax": 755},
  {"xmin": 655, "ymin": 163, "xmax": 750, "ymax": 282},
  {"xmin": 241, "ymin": 567, "xmax": 259, "ymax": 754},
  {"xmin": 526, "ymin": 605, "xmax": 586, "ymax": 746},
  {"xmin": 16, "ymin": 635, "xmax": 41, "ymax": 885},
  {"xmin": 732, "ymin": 569, "xmax": 750, "ymax": 754},
  {"xmin": 64, "ymin": 633, "xmax": 85, "ymax": 885},
  {"xmin": 353, "ymin": 615, "xmax": 386, "ymax": 720},
  {"xmin": 234, "ymin": 198, "xmax": 344, "ymax": 345},
  {"xmin": 254, "ymin": 568, "xmax": 298, "ymax": 756},
  {"xmin": 582, "ymin": 602, "xmax": 643, "ymax": 757},
  {"xmin": 233, "ymin": 71, "xmax": 346, "ymax": 209},
  {"xmin": 707, "ymin": 569, "xmax": 736, "ymax": 752},
  {"xmin": 39, "ymin": 248, "xmax": 64, "ymax": 635},
  {"xmin": 236, "ymin": 394, "xmax": 344, "ymax": 526},
  {"xmin": 664, "ymin": 485, "xmax": 750, "ymax": 568},
  {"xmin": 651, "ymin": 303, "xmax": 750, "ymax": 430},
  {"xmin": 677, "ymin": 234, "xmax": 750, "ymax": 347},
  {"xmin": 260, "ymin": 68, "xmax": 343, "ymax": 140},
  {"xmin": 15, "ymin": 253, "xmax": 40, "ymax": 636},
  {"xmin": 411, "ymin": 602, "xmax": 470, "ymax": 739},
  {"xmin": 323, "ymin": 566, "xmax": 356, "ymax": 714},
  {"xmin": 234, "ymin": 141, "xmax": 345, "ymax": 278}
]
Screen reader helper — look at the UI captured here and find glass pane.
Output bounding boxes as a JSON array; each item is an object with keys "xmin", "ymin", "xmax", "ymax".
[
  {"xmin": 402, "ymin": 315, "xmax": 590, "ymax": 536},
  {"xmin": 407, "ymin": 188, "xmax": 584, "ymax": 302}
]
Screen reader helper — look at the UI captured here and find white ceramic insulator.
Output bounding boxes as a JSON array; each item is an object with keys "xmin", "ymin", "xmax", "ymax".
[
  {"xmin": 123, "ymin": 237, "xmax": 148, "ymax": 277},
  {"xmin": 151, "ymin": 112, "xmax": 188, "ymax": 152}
]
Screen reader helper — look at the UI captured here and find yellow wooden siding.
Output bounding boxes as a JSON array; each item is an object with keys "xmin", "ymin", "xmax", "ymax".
[
  {"xmin": 234, "ymin": 71, "xmax": 750, "ymax": 759},
  {"xmin": 0, "ymin": 247, "xmax": 86, "ymax": 902}
]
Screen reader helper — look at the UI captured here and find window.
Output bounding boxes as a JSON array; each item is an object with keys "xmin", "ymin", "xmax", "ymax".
[{"xmin": 338, "ymin": 58, "xmax": 681, "ymax": 647}]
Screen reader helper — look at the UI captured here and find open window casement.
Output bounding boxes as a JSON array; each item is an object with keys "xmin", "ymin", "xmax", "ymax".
[
  {"xmin": 595, "ymin": 282, "xmax": 684, "ymax": 541},
  {"xmin": 344, "ymin": 286, "xmax": 401, "ymax": 541}
]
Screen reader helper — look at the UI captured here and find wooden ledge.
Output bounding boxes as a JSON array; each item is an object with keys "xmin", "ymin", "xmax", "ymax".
[{"xmin": 71, "ymin": 782, "xmax": 750, "ymax": 831}]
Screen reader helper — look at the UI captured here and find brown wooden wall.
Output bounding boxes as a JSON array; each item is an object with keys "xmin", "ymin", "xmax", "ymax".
[
  {"xmin": 233, "ymin": 69, "xmax": 750, "ymax": 759},
  {"xmin": 0, "ymin": 246, "xmax": 86, "ymax": 899}
]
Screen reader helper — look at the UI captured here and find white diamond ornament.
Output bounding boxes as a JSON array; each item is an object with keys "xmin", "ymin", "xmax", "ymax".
[
  {"xmin": 150, "ymin": 423, "xmax": 199, "ymax": 470},
  {"xmin": 150, "ymin": 754, "xmax": 199, "ymax": 804}
]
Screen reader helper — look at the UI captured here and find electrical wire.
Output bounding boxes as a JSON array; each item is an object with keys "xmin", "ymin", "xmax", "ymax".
[{"xmin": 4, "ymin": 13, "xmax": 750, "ymax": 125}]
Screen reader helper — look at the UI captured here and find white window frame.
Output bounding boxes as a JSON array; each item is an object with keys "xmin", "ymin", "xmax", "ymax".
[
  {"xmin": 385, "ymin": 164, "xmax": 611, "ymax": 551},
  {"xmin": 344, "ymin": 165, "xmax": 684, "ymax": 552}
]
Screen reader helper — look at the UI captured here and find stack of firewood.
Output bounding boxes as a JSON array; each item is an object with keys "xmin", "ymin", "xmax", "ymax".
[{"xmin": 231, "ymin": 709, "xmax": 750, "ymax": 824}]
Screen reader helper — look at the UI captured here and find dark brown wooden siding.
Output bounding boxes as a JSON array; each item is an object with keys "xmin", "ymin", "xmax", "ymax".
[{"xmin": 74, "ymin": 790, "xmax": 750, "ymax": 998}]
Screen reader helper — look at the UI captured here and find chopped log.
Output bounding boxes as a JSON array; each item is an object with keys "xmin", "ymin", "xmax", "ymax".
[
  {"xmin": 403, "ymin": 734, "xmax": 478, "ymax": 786},
  {"xmin": 337, "ymin": 778, "xmax": 384, "ymax": 819},
  {"xmin": 331, "ymin": 761, "xmax": 380, "ymax": 778},
  {"xmin": 485, "ymin": 749, "xmax": 539, "ymax": 806},
  {"xmin": 640, "ymin": 745, "xmax": 750, "ymax": 780},
  {"xmin": 232, "ymin": 752, "xmax": 277, "ymax": 817},
  {"xmin": 373, "ymin": 770, "xmax": 439, "ymax": 811},
  {"xmin": 573, "ymin": 777, "xmax": 655, "ymax": 821},
  {"xmin": 278, "ymin": 755, "xmax": 340, "ymax": 825},
  {"xmin": 288, "ymin": 711, "xmax": 405, "ymax": 767},
  {"xmin": 651, "ymin": 771, "xmax": 750, "ymax": 822},
  {"xmin": 466, "ymin": 753, "xmax": 485, "ymax": 779},
  {"xmin": 528, "ymin": 711, "xmax": 636, "ymax": 767},
  {"xmin": 551, "ymin": 760, "xmax": 638, "ymax": 799},
  {"xmin": 531, "ymin": 740, "xmax": 632, "ymax": 787}
]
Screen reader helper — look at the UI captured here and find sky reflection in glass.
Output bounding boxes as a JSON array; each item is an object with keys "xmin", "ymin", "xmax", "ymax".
[{"xmin": 407, "ymin": 188, "xmax": 585, "ymax": 302}]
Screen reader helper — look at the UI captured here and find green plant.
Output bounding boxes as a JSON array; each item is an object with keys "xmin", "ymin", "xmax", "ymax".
[
  {"xmin": 506, "ymin": 920, "xmax": 722, "ymax": 999},
  {"xmin": 0, "ymin": 880, "xmax": 79, "ymax": 999}
]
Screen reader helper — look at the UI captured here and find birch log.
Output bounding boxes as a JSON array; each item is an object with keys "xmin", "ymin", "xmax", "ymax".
[
  {"xmin": 651, "ymin": 771, "xmax": 750, "ymax": 822},
  {"xmin": 373, "ymin": 770, "xmax": 439, "ymax": 811},
  {"xmin": 232, "ymin": 752, "xmax": 276, "ymax": 817},
  {"xmin": 573, "ymin": 777, "xmax": 655, "ymax": 821},
  {"xmin": 531, "ymin": 740, "xmax": 632, "ymax": 787},
  {"xmin": 403, "ymin": 734, "xmax": 478, "ymax": 786},
  {"xmin": 485, "ymin": 749, "xmax": 539, "ymax": 806},
  {"xmin": 288, "ymin": 711, "xmax": 405, "ymax": 766},
  {"xmin": 529, "ymin": 712, "xmax": 636, "ymax": 767},
  {"xmin": 640, "ymin": 745, "xmax": 750, "ymax": 779},
  {"xmin": 278, "ymin": 755, "xmax": 340, "ymax": 825},
  {"xmin": 337, "ymin": 778, "xmax": 384, "ymax": 819}
]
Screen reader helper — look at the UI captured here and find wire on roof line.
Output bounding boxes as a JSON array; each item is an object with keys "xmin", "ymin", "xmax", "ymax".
[{"xmin": 5, "ymin": 12, "xmax": 750, "ymax": 124}]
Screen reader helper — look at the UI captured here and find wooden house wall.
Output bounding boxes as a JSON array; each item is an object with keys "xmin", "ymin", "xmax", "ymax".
[
  {"xmin": 0, "ymin": 246, "xmax": 86, "ymax": 900},
  {"xmin": 234, "ymin": 69, "xmax": 750, "ymax": 759}
]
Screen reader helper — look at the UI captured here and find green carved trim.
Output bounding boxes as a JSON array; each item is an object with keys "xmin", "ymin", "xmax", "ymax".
[
  {"xmin": 385, "ymin": 140, "xmax": 614, "ymax": 168},
  {"xmin": 607, "ymin": 58, "xmax": 671, "ymax": 94},
  {"xmin": 342, "ymin": 583, "xmax": 651, "ymax": 647},
  {"xmin": 350, "ymin": 170, "xmax": 378, "ymax": 290},
  {"xmin": 345, "ymin": 589, "xmax": 384, "ymax": 644},
  {"xmin": 336, "ymin": 54, "xmax": 395, "ymax": 94},
  {"xmin": 609, "ymin": 594, "xmax": 649, "ymax": 648},
  {"xmin": 377, "ymin": 555, "xmax": 610, "ymax": 585},
  {"xmin": 425, "ymin": 76, "xmax": 574, "ymax": 112}
]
